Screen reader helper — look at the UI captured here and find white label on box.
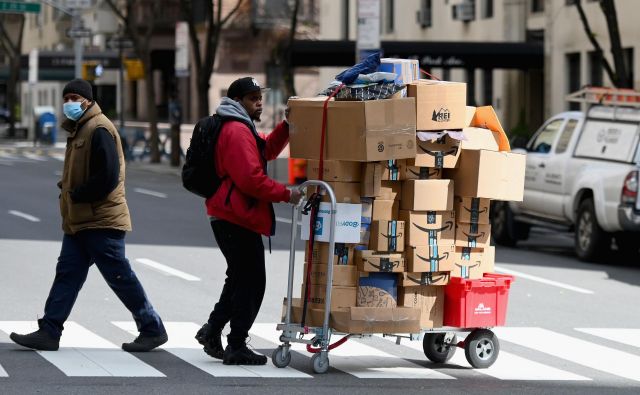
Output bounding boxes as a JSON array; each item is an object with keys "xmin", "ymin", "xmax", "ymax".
[{"xmin": 301, "ymin": 202, "xmax": 362, "ymax": 243}]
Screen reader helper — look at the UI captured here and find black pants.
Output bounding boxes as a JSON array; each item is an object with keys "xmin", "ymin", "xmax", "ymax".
[{"xmin": 208, "ymin": 219, "xmax": 266, "ymax": 348}]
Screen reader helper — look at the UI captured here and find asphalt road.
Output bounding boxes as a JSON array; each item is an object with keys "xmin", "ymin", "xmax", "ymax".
[{"xmin": 1, "ymin": 144, "xmax": 640, "ymax": 395}]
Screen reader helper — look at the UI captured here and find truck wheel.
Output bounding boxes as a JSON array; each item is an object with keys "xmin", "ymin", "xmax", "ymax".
[
  {"xmin": 491, "ymin": 202, "xmax": 518, "ymax": 247},
  {"xmin": 575, "ymin": 199, "xmax": 608, "ymax": 262}
]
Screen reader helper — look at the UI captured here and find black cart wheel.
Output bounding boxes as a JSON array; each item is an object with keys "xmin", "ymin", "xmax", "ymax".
[
  {"xmin": 311, "ymin": 352, "xmax": 330, "ymax": 374},
  {"xmin": 272, "ymin": 346, "xmax": 291, "ymax": 368},
  {"xmin": 423, "ymin": 333, "xmax": 457, "ymax": 363},
  {"xmin": 464, "ymin": 329, "xmax": 500, "ymax": 369}
]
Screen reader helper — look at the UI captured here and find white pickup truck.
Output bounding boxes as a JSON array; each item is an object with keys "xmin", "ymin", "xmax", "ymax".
[{"xmin": 491, "ymin": 94, "xmax": 640, "ymax": 261}]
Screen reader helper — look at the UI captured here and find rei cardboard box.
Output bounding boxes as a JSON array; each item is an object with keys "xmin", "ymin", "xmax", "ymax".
[
  {"xmin": 369, "ymin": 220, "xmax": 405, "ymax": 252},
  {"xmin": 408, "ymin": 80, "xmax": 467, "ymax": 131},
  {"xmin": 455, "ymin": 197, "xmax": 491, "ymax": 224},
  {"xmin": 450, "ymin": 246, "xmax": 495, "ymax": 280},
  {"xmin": 288, "ymin": 97, "xmax": 417, "ymax": 161},
  {"xmin": 406, "ymin": 244, "xmax": 456, "ymax": 272},
  {"xmin": 398, "ymin": 285, "xmax": 444, "ymax": 329},
  {"xmin": 356, "ymin": 250, "xmax": 405, "ymax": 273},
  {"xmin": 400, "ymin": 210, "xmax": 455, "ymax": 246},
  {"xmin": 303, "ymin": 263, "xmax": 358, "ymax": 287},
  {"xmin": 307, "ymin": 160, "xmax": 361, "ymax": 182},
  {"xmin": 409, "ymin": 135, "xmax": 461, "ymax": 168},
  {"xmin": 305, "ymin": 242, "xmax": 356, "ymax": 266},
  {"xmin": 399, "ymin": 272, "xmax": 450, "ymax": 287},
  {"xmin": 455, "ymin": 223, "xmax": 491, "ymax": 249},
  {"xmin": 361, "ymin": 198, "xmax": 399, "ymax": 223},
  {"xmin": 403, "ymin": 166, "xmax": 442, "ymax": 180},
  {"xmin": 401, "ymin": 180, "xmax": 454, "ymax": 211},
  {"xmin": 329, "ymin": 306, "xmax": 421, "ymax": 334},
  {"xmin": 449, "ymin": 150, "xmax": 525, "ymax": 201},
  {"xmin": 310, "ymin": 181, "xmax": 361, "ymax": 203}
]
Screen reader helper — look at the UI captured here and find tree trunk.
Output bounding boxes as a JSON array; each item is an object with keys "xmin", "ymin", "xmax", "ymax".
[
  {"xmin": 600, "ymin": 0, "xmax": 630, "ymax": 88},
  {"xmin": 197, "ymin": 72, "xmax": 210, "ymax": 117},
  {"xmin": 282, "ymin": 0, "xmax": 300, "ymax": 100},
  {"xmin": 143, "ymin": 56, "xmax": 160, "ymax": 163}
]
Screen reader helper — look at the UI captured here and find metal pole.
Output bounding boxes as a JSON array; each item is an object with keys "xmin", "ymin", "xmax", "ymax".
[
  {"xmin": 119, "ymin": 41, "xmax": 124, "ymax": 130},
  {"xmin": 73, "ymin": 9, "xmax": 83, "ymax": 79}
]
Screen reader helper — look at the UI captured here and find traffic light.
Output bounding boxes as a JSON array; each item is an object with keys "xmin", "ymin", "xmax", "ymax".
[
  {"xmin": 124, "ymin": 59, "xmax": 145, "ymax": 81},
  {"xmin": 82, "ymin": 61, "xmax": 102, "ymax": 81}
]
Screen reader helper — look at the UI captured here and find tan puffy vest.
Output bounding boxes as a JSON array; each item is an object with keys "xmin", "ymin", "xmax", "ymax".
[{"xmin": 59, "ymin": 103, "xmax": 131, "ymax": 234}]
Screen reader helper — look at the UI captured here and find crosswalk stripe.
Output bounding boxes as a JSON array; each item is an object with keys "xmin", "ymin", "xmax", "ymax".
[
  {"xmin": 0, "ymin": 321, "xmax": 164, "ymax": 377},
  {"xmin": 112, "ymin": 321, "xmax": 311, "ymax": 378},
  {"xmin": 0, "ymin": 363, "xmax": 8, "ymax": 377},
  {"xmin": 575, "ymin": 328, "xmax": 640, "ymax": 349},
  {"xmin": 376, "ymin": 334, "xmax": 589, "ymax": 381},
  {"xmin": 494, "ymin": 327, "xmax": 640, "ymax": 382},
  {"xmin": 250, "ymin": 323, "xmax": 454, "ymax": 379},
  {"xmin": 22, "ymin": 153, "xmax": 48, "ymax": 162}
]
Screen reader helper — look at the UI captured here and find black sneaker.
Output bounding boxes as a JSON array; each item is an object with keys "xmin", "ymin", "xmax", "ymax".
[
  {"xmin": 195, "ymin": 323, "xmax": 223, "ymax": 360},
  {"xmin": 122, "ymin": 332, "xmax": 168, "ymax": 352},
  {"xmin": 222, "ymin": 344, "xmax": 267, "ymax": 365},
  {"xmin": 10, "ymin": 329, "xmax": 59, "ymax": 351}
]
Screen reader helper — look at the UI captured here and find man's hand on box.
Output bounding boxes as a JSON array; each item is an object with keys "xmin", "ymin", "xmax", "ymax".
[{"xmin": 289, "ymin": 188, "xmax": 303, "ymax": 205}]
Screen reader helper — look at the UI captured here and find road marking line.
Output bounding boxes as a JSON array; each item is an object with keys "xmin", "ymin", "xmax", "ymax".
[
  {"xmin": 51, "ymin": 153, "xmax": 65, "ymax": 161},
  {"xmin": 0, "ymin": 161, "xmax": 14, "ymax": 166},
  {"xmin": 494, "ymin": 327, "xmax": 640, "ymax": 382},
  {"xmin": 23, "ymin": 152, "xmax": 47, "ymax": 162},
  {"xmin": 251, "ymin": 323, "xmax": 453, "ymax": 379},
  {"xmin": 112, "ymin": 321, "xmax": 310, "ymax": 378},
  {"xmin": 134, "ymin": 258, "xmax": 201, "ymax": 282},
  {"xmin": 8, "ymin": 210, "xmax": 41, "ymax": 222},
  {"xmin": 0, "ymin": 363, "xmax": 7, "ymax": 377},
  {"xmin": 494, "ymin": 265, "xmax": 594, "ymax": 294},
  {"xmin": 376, "ymin": 334, "xmax": 589, "ymax": 381},
  {"xmin": 133, "ymin": 188, "xmax": 167, "ymax": 198},
  {"xmin": 0, "ymin": 321, "xmax": 164, "ymax": 377},
  {"xmin": 575, "ymin": 328, "xmax": 640, "ymax": 349}
]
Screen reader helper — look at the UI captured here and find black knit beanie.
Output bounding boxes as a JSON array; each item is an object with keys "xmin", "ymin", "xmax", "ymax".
[{"xmin": 62, "ymin": 79, "xmax": 93, "ymax": 101}]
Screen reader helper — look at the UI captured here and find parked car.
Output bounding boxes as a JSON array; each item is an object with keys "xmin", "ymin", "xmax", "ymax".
[{"xmin": 492, "ymin": 89, "xmax": 640, "ymax": 261}]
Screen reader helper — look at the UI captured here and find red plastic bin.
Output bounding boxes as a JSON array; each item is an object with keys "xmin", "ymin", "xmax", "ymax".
[{"xmin": 443, "ymin": 273, "xmax": 514, "ymax": 328}]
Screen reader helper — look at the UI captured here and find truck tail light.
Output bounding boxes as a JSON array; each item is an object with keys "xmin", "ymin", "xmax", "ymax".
[{"xmin": 621, "ymin": 170, "xmax": 638, "ymax": 205}]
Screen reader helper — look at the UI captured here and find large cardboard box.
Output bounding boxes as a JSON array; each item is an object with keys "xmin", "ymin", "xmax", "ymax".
[
  {"xmin": 467, "ymin": 106, "xmax": 511, "ymax": 151},
  {"xmin": 398, "ymin": 285, "xmax": 444, "ymax": 329},
  {"xmin": 401, "ymin": 180, "xmax": 453, "ymax": 211},
  {"xmin": 288, "ymin": 98, "xmax": 417, "ymax": 161},
  {"xmin": 448, "ymin": 150, "xmax": 526, "ymax": 201},
  {"xmin": 455, "ymin": 197, "xmax": 491, "ymax": 224},
  {"xmin": 307, "ymin": 160, "xmax": 362, "ymax": 182},
  {"xmin": 403, "ymin": 166, "xmax": 442, "ymax": 180},
  {"xmin": 303, "ymin": 263, "xmax": 358, "ymax": 287},
  {"xmin": 408, "ymin": 80, "xmax": 467, "ymax": 131},
  {"xmin": 356, "ymin": 250, "xmax": 405, "ymax": 273},
  {"xmin": 399, "ymin": 272, "xmax": 450, "ymax": 287},
  {"xmin": 409, "ymin": 135, "xmax": 461, "ymax": 168},
  {"xmin": 330, "ymin": 306, "xmax": 421, "ymax": 333},
  {"xmin": 301, "ymin": 284, "xmax": 357, "ymax": 309},
  {"xmin": 460, "ymin": 127, "xmax": 500, "ymax": 151},
  {"xmin": 301, "ymin": 203, "xmax": 362, "ymax": 243},
  {"xmin": 369, "ymin": 220, "xmax": 405, "ymax": 252},
  {"xmin": 455, "ymin": 223, "xmax": 491, "ymax": 249},
  {"xmin": 281, "ymin": 298, "xmax": 322, "ymax": 327},
  {"xmin": 406, "ymin": 244, "xmax": 456, "ymax": 272},
  {"xmin": 357, "ymin": 272, "xmax": 398, "ymax": 307},
  {"xmin": 400, "ymin": 210, "xmax": 456, "ymax": 246},
  {"xmin": 305, "ymin": 242, "xmax": 356, "ymax": 266},
  {"xmin": 450, "ymin": 246, "xmax": 495, "ymax": 280},
  {"xmin": 311, "ymin": 181, "xmax": 361, "ymax": 203},
  {"xmin": 361, "ymin": 198, "xmax": 399, "ymax": 223}
]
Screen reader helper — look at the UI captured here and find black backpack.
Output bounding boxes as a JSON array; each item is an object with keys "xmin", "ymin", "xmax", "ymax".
[{"xmin": 181, "ymin": 114, "xmax": 262, "ymax": 198}]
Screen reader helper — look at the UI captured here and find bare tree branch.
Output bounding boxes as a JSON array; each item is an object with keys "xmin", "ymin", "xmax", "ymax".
[
  {"xmin": 221, "ymin": 0, "xmax": 243, "ymax": 26},
  {"xmin": 574, "ymin": 0, "xmax": 617, "ymax": 85},
  {"xmin": 599, "ymin": 0, "xmax": 629, "ymax": 87}
]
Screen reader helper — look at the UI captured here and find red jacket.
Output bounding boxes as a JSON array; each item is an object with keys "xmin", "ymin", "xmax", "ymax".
[{"xmin": 206, "ymin": 120, "xmax": 291, "ymax": 236}]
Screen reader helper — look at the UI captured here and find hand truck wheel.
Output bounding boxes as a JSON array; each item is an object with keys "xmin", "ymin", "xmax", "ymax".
[
  {"xmin": 311, "ymin": 351, "xmax": 330, "ymax": 374},
  {"xmin": 272, "ymin": 346, "xmax": 292, "ymax": 368},
  {"xmin": 423, "ymin": 332, "xmax": 457, "ymax": 363},
  {"xmin": 464, "ymin": 329, "xmax": 500, "ymax": 369}
]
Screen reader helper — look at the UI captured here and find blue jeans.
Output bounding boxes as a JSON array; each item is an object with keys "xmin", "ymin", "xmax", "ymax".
[{"xmin": 39, "ymin": 229, "xmax": 165, "ymax": 339}]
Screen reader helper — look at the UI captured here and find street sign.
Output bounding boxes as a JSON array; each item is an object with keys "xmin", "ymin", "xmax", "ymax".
[
  {"xmin": 66, "ymin": 27, "xmax": 92, "ymax": 38},
  {"xmin": 175, "ymin": 22, "xmax": 189, "ymax": 77},
  {"xmin": 107, "ymin": 36, "xmax": 134, "ymax": 50},
  {"xmin": 0, "ymin": 1, "xmax": 41, "ymax": 13},
  {"xmin": 65, "ymin": 0, "xmax": 92, "ymax": 9},
  {"xmin": 28, "ymin": 49, "xmax": 38, "ymax": 83}
]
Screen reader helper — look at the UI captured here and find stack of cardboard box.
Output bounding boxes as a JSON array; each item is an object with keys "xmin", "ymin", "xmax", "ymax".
[{"xmin": 286, "ymin": 74, "xmax": 525, "ymax": 333}]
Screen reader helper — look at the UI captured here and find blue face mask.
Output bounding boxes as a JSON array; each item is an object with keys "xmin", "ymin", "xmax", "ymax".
[{"xmin": 63, "ymin": 100, "xmax": 86, "ymax": 121}]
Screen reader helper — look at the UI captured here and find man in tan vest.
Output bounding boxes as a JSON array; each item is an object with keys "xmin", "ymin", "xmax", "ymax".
[{"xmin": 9, "ymin": 79, "xmax": 168, "ymax": 352}]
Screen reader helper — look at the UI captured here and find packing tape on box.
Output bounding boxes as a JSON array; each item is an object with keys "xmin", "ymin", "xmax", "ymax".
[
  {"xmin": 367, "ymin": 125, "xmax": 417, "ymax": 137},
  {"xmin": 412, "ymin": 218, "xmax": 454, "ymax": 245},
  {"xmin": 415, "ymin": 245, "xmax": 451, "ymax": 272},
  {"xmin": 385, "ymin": 220, "xmax": 400, "ymax": 251},
  {"xmin": 466, "ymin": 198, "xmax": 485, "ymax": 224},
  {"xmin": 406, "ymin": 272, "xmax": 451, "ymax": 286},
  {"xmin": 384, "ymin": 160, "xmax": 401, "ymax": 181},
  {"xmin": 457, "ymin": 247, "xmax": 481, "ymax": 279},
  {"xmin": 407, "ymin": 167, "xmax": 441, "ymax": 179},
  {"xmin": 460, "ymin": 222, "xmax": 484, "ymax": 248}
]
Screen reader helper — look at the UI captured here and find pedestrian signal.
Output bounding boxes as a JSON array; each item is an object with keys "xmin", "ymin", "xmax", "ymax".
[
  {"xmin": 124, "ymin": 59, "xmax": 145, "ymax": 81},
  {"xmin": 82, "ymin": 61, "xmax": 101, "ymax": 81}
]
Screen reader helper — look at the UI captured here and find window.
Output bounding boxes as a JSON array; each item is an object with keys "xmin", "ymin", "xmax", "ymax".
[
  {"xmin": 483, "ymin": 69, "xmax": 493, "ymax": 105},
  {"xmin": 566, "ymin": 52, "xmax": 581, "ymax": 111},
  {"xmin": 417, "ymin": 0, "xmax": 432, "ymax": 28},
  {"xmin": 442, "ymin": 68, "xmax": 451, "ymax": 81},
  {"xmin": 386, "ymin": 0, "xmax": 394, "ymax": 33},
  {"xmin": 556, "ymin": 119, "xmax": 579, "ymax": 153},
  {"xmin": 528, "ymin": 119, "xmax": 564, "ymax": 154},
  {"xmin": 531, "ymin": 0, "xmax": 544, "ymax": 13},
  {"xmin": 481, "ymin": 0, "xmax": 493, "ymax": 19},
  {"xmin": 588, "ymin": 51, "xmax": 603, "ymax": 87}
]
